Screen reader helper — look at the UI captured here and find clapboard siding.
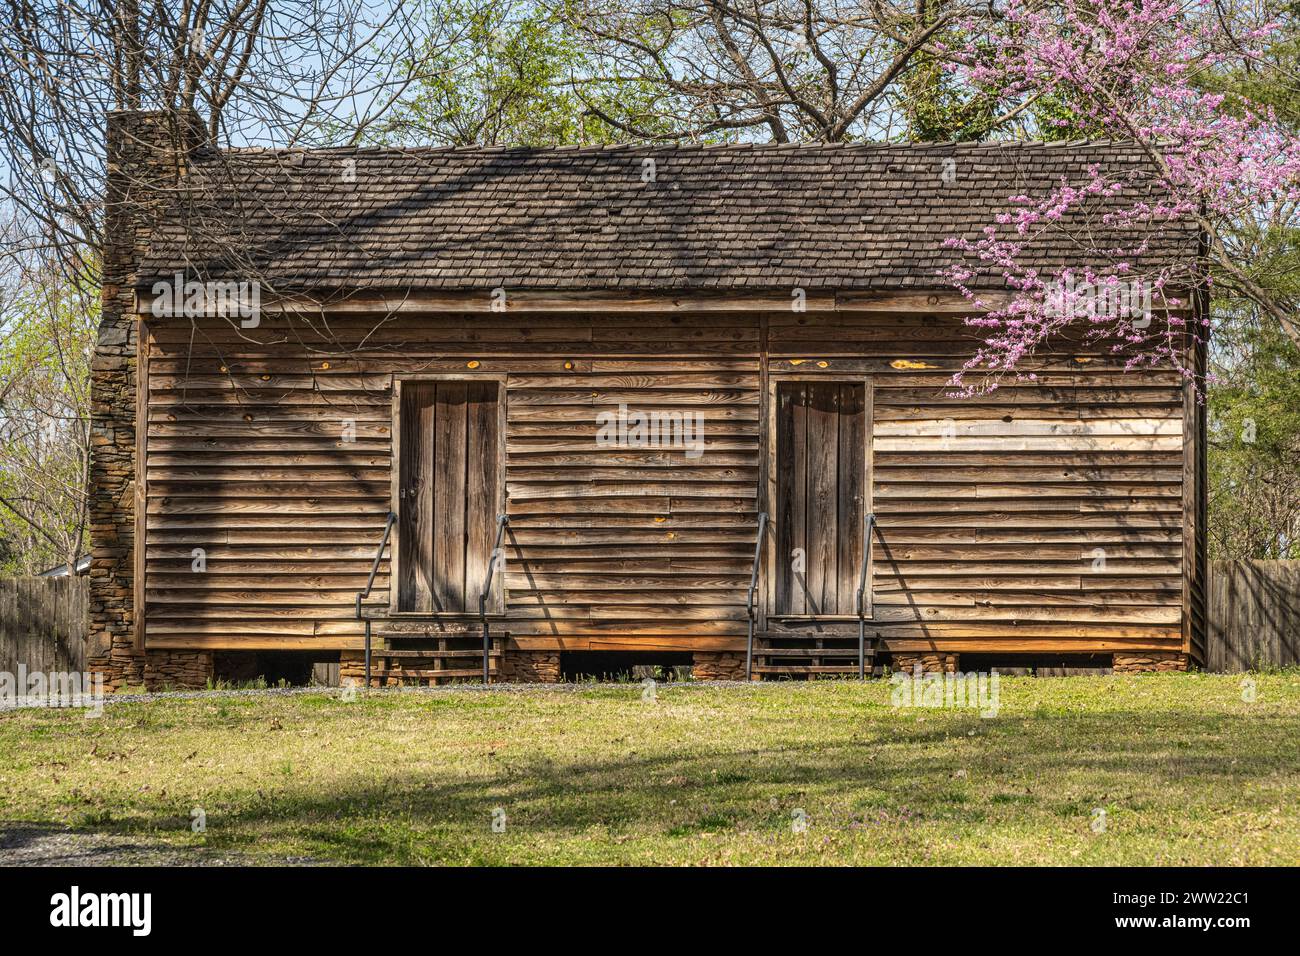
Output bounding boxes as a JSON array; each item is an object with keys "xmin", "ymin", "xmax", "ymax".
[
  {"xmin": 770, "ymin": 314, "xmax": 1186, "ymax": 653},
  {"xmin": 142, "ymin": 310, "xmax": 1193, "ymax": 656},
  {"xmin": 144, "ymin": 314, "xmax": 760, "ymax": 649}
]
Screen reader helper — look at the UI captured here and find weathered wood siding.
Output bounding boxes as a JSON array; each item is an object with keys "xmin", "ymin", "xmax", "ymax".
[
  {"xmin": 774, "ymin": 382, "xmax": 866, "ymax": 615},
  {"xmin": 768, "ymin": 312, "xmax": 1187, "ymax": 656},
  {"xmin": 142, "ymin": 310, "xmax": 1193, "ymax": 658},
  {"xmin": 394, "ymin": 379, "xmax": 502, "ymax": 613}
]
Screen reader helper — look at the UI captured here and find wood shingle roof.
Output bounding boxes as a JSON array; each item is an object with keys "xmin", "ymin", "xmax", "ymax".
[{"xmin": 138, "ymin": 140, "xmax": 1199, "ymax": 293}]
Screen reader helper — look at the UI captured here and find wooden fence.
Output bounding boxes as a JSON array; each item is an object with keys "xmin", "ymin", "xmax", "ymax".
[
  {"xmin": 0, "ymin": 576, "xmax": 89, "ymax": 675},
  {"xmin": 1207, "ymin": 560, "xmax": 1300, "ymax": 673}
]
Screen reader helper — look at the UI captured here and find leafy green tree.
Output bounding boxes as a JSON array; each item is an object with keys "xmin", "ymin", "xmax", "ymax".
[
  {"xmin": 1208, "ymin": 305, "xmax": 1300, "ymax": 559},
  {"xmin": 896, "ymin": 6, "xmax": 999, "ymax": 141},
  {"xmin": 371, "ymin": 0, "xmax": 624, "ymax": 146},
  {"xmin": 1201, "ymin": 4, "xmax": 1300, "ymax": 558},
  {"xmin": 0, "ymin": 261, "xmax": 97, "ymax": 575}
]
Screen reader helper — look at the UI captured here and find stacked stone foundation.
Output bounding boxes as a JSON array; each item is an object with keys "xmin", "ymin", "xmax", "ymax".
[
  {"xmin": 338, "ymin": 649, "xmax": 561, "ymax": 686},
  {"xmin": 691, "ymin": 651, "xmax": 747, "ymax": 681},
  {"xmin": 85, "ymin": 649, "xmax": 215, "ymax": 692},
  {"xmin": 144, "ymin": 650, "xmax": 214, "ymax": 689},
  {"xmin": 1112, "ymin": 651, "xmax": 1189, "ymax": 673},
  {"xmin": 890, "ymin": 653, "xmax": 961, "ymax": 674},
  {"xmin": 497, "ymin": 650, "xmax": 560, "ymax": 683}
]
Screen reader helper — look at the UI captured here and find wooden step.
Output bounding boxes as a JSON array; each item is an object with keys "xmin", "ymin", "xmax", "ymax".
[
  {"xmin": 751, "ymin": 622, "xmax": 879, "ymax": 680},
  {"xmin": 765, "ymin": 615, "xmax": 861, "ymax": 621},
  {"xmin": 752, "ymin": 664, "xmax": 874, "ymax": 675},
  {"xmin": 372, "ymin": 648, "xmax": 501, "ymax": 659},
  {"xmin": 758, "ymin": 619, "xmax": 865, "ymax": 637},
  {"xmin": 366, "ymin": 665, "xmax": 497, "ymax": 680},
  {"xmin": 755, "ymin": 646, "xmax": 875, "ymax": 658},
  {"xmin": 753, "ymin": 630, "xmax": 870, "ymax": 640},
  {"xmin": 375, "ymin": 621, "xmax": 480, "ymax": 636}
]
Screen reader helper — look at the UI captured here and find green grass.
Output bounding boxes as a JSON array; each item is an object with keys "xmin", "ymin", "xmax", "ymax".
[{"xmin": 1, "ymin": 672, "xmax": 1298, "ymax": 865}]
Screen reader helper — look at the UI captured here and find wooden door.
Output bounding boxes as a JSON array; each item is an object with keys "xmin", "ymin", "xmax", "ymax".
[
  {"xmin": 775, "ymin": 382, "xmax": 866, "ymax": 615},
  {"xmin": 396, "ymin": 380, "xmax": 501, "ymax": 613}
]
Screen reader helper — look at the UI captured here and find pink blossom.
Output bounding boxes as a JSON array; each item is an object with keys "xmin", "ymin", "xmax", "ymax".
[{"xmin": 941, "ymin": 0, "xmax": 1299, "ymax": 394}]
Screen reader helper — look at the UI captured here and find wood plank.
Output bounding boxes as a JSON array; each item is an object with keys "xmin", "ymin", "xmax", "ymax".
[
  {"xmin": 804, "ymin": 383, "xmax": 838, "ymax": 613},
  {"xmin": 399, "ymin": 382, "xmax": 435, "ymax": 612},
  {"xmin": 465, "ymin": 380, "xmax": 501, "ymax": 612},
  {"xmin": 139, "ymin": 289, "xmax": 1006, "ymax": 316},
  {"xmin": 432, "ymin": 382, "xmax": 468, "ymax": 612},
  {"xmin": 782, "ymin": 383, "xmax": 808, "ymax": 613},
  {"xmin": 838, "ymin": 383, "xmax": 865, "ymax": 614},
  {"xmin": 873, "ymin": 436, "xmax": 1183, "ymax": 452}
]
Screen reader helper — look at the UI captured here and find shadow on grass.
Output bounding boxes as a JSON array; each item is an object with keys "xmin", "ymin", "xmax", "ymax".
[{"xmin": 43, "ymin": 707, "xmax": 1299, "ymax": 863}]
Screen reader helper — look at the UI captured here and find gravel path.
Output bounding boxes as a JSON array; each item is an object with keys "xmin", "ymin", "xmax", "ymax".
[{"xmin": 0, "ymin": 823, "xmax": 302, "ymax": 866}]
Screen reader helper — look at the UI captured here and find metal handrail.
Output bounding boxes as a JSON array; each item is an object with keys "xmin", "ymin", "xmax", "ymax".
[
  {"xmin": 744, "ymin": 512, "xmax": 769, "ymax": 682},
  {"xmin": 854, "ymin": 513, "xmax": 877, "ymax": 679},
  {"xmin": 478, "ymin": 514, "xmax": 510, "ymax": 683},
  {"xmin": 354, "ymin": 511, "xmax": 397, "ymax": 688}
]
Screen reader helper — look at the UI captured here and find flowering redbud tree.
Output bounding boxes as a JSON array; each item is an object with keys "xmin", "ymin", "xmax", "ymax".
[{"xmin": 939, "ymin": 0, "xmax": 1300, "ymax": 395}]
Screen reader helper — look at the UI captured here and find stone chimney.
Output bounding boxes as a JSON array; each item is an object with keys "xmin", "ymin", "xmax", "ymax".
[{"xmin": 88, "ymin": 109, "xmax": 206, "ymax": 690}]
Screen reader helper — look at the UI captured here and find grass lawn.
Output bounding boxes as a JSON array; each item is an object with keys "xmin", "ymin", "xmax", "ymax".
[{"xmin": 1, "ymin": 672, "xmax": 1298, "ymax": 865}]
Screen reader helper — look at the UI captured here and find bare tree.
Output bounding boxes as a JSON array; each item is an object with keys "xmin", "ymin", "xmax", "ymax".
[
  {"xmin": 559, "ymin": 0, "xmax": 984, "ymax": 142},
  {"xmin": 0, "ymin": 0, "xmax": 458, "ymax": 572},
  {"xmin": 0, "ymin": 0, "xmax": 438, "ymax": 288}
]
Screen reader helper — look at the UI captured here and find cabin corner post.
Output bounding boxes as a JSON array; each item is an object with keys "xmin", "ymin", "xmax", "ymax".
[
  {"xmin": 1194, "ymin": 282, "xmax": 1210, "ymax": 666},
  {"xmin": 1178, "ymin": 289, "xmax": 1210, "ymax": 671},
  {"xmin": 88, "ymin": 109, "xmax": 206, "ymax": 691}
]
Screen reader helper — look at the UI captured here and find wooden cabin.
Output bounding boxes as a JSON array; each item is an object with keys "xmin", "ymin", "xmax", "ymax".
[{"xmin": 88, "ymin": 110, "xmax": 1207, "ymax": 689}]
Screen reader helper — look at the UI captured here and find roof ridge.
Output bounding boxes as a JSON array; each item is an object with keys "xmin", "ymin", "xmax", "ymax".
[{"xmin": 206, "ymin": 137, "xmax": 1152, "ymax": 159}]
